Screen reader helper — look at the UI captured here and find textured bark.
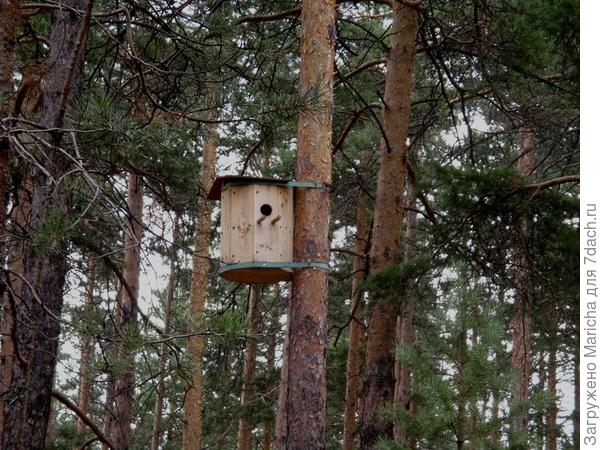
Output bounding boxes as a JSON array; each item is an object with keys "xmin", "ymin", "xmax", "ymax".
[
  {"xmin": 274, "ymin": 1, "xmax": 335, "ymax": 449},
  {"xmin": 261, "ymin": 304, "xmax": 278, "ymax": 450},
  {"xmin": 509, "ymin": 129, "xmax": 535, "ymax": 447},
  {"xmin": 110, "ymin": 173, "xmax": 143, "ymax": 450},
  {"xmin": 77, "ymin": 257, "xmax": 97, "ymax": 434},
  {"xmin": 182, "ymin": 112, "xmax": 218, "ymax": 450},
  {"xmin": 574, "ymin": 354, "xmax": 579, "ymax": 448},
  {"xmin": 546, "ymin": 350, "xmax": 558, "ymax": 450},
  {"xmin": 358, "ymin": 3, "xmax": 418, "ymax": 448},
  {"xmin": 0, "ymin": 0, "xmax": 19, "ymax": 434},
  {"xmin": 237, "ymin": 287, "xmax": 260, "ymax": 450},
  {"xmin": 393, "ymin": 203, "xmax": 417, "ymax": 446},
  {"xmin": 151, "ymin": 216, "xmax": 180, "ymax": 450},
  {"xmin": 1, "ymin": 1, "xmax": 89, "ymax": 447},
  {"xmin": 342, "ymin": 194, "xmax": 369, "ymax": 450}
]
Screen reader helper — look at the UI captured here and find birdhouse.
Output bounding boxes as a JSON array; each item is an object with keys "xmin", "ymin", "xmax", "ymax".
[{"xmin": 208, "ymin": 176, "xmax": 294, "ymax": 284}]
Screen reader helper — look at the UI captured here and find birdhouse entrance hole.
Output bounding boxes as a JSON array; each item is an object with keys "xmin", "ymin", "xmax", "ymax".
[{"xmin": 260, "ymin": 204, "xmax": 273, "ymax": 216}]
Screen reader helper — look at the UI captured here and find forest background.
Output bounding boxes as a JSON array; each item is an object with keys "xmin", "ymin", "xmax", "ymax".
[{"xmin": 0, "ymin": 1, "xmax": 580, "ymax": 450}]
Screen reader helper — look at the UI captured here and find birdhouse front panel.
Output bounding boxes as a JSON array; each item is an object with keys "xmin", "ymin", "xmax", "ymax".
[{"xmin": 219, "ymin": 182, "xmax": 293, "ymax": 265}]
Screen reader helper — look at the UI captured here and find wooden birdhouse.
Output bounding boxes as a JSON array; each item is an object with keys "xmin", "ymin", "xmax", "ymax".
[{"xmin": 208, "ymin": 176, "xmax": 294, "ymax": 284}]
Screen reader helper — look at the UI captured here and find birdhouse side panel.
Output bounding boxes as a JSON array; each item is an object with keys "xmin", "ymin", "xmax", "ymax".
[
  {"xmin": 278, "ymin": 186, "xmax": 293, "ymax": 262},
  {"xmin": 253, "ymin": 185, "xmax": 281, "ymax": 262},
  {"xmin": 220, "ymin": 189, "xmax": 232, "ymax": 264},
  {"xmin": 229, "ymin": 185, "xmax": 255, "ymax": 263}
]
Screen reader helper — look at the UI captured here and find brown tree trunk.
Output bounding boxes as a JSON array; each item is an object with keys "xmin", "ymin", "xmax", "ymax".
[
  {"xmin": 359, "ymin": 3, "xmax": 418, "ymax": 448},
  {"xmin": 237, "ymin": 287, "xmax": 260, "ymax": 450},
  {"xmin": 574, "ymin": 353, "xmax": 579, "ymax": 448},
  {"xmin": 0, "ymin": 0, "xmax": 19, "ymax": 437},
  {"xmin": 151, "ymin": 216, "xmax": 180, "ymax": 450},
  {"xmin": 509, "ymin": 129, "xmax": 535, "ymax": 447},
  {"xmin": 343, "ymin": 193, "xmax": 369, "ymax": 450},
  {"xmin": 546, "ymin": 350, "xmax": 558, "ymax": 450},
  {"xmin": 274, "ymin": 2, "xmax": 336, "ymax": 449},
  {"xmin": 261, "ymin": 302, "xmax": 278, "ymax": 450},
  {"xmin": 393, "ymin": 202, "xmax": 417, "ymax": 446},
  {"xmin": 273, "ymin": 307, "xmax": 290, "ymax": 449},
  {"xmin": 110, "ymin": 173, "xmax": 144, "ymax": 450},
  {"xmin": 77, "ymin": 256, "xmax": 97, "ymax": 435},
  {"xmin": 182, "ymin": 111, "xmax": 218, "ymax": 450},
  {"xmin": 1, "ymin": 1, "xmax": 90, "ymax": 447}
]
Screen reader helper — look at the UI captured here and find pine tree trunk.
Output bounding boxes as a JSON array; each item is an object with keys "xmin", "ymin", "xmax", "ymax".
[
  {"xmin": 237, "ymin": 287, "xmax": 260, "ymax": 450},
  {"xmin": 151, "ymin": 216, "xmax": 180, "ymax": 450},
  {"xmin": 509, "ymin": 129, "xmax": 535, "ymax": 447},
  {"xmin": 359, "ymin": 3, "xmax": 418, "ymax": 448},
  {"xmin": 110, "ymin": 173, "xmax": 143, "ymax": 450},
  {"xmin": 343, "ymin": 193, "xmax": 369, "ymax": 450},
  {"xmin": 546, "ymin": 350, "xmax": 558, "ymax": 450},
  {"xmin": 77, "ymin": 257, "xmax": 97, "ymax": 435},
  {"xmin": 574, "ymin": 353, "xmax": 580, "ymax": 448},
  {"xmin": 274, "ymin": 308, "xmax": 290, "ymax": 449},
  {"xmin": 393, "ymin": 203, "xmax": 417, "ymax": 446},
  {"xmin": 182, "ymin": 112, "xmax": 218, "ymax": 450},
  {"xmin": 1, "ymin": 1, "xmax": 90, "ymax": 446},
  {"xmin": 262, "ymin": 303, "xmax": 278, "ymax": 450},
  {"xmin": 274, "ymin": 1, "xmax": 335, "ymax": 448}
]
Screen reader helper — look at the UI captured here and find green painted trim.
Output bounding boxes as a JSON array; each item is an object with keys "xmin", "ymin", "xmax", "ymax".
[
  {"xmin": 219, "ymin": 261, "xmax": 330, "ymax": 274},
  {"xmin": 286, "ymin": 181, "xmax": 330, "ymax": 190}
]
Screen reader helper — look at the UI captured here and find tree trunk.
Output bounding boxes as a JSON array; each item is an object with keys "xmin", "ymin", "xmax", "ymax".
[
  {"xmin": 273, "ymin": 307, "xmax": 290, "ymax": 449},
  {"xmin": 393, "ymin": 202, "xmax": 417, "ymax": 446},
  {"xmin": 358, "ymin": 3, "xmax": 418, "ymax": 448},
  {"xmin": 110, "ymin": 173, "xmax": 144, "ymax": 450},
  {"xmin": 261, "ymin": 301, "xmax": 278, "ymax": 450},
  {"xmin": 574, "ymin": 353, "xmax": 579, "ymax": 448},
  {"xmin": 182, "ymin": 110, "xmax": 218, "ymax": 450},
  {"xmin": 1, "ymin": 1, "xmax": 90, "ymax": 447},
  {"xmin": 77, "ymin": 256, "xmax": 97, "ymax": 435},
  {"xmin": 546, "ymin": 350, "xmax": 558, "ymax": 450},
  {"xmin": 343, "ymin": 193, "xmax": 369, "ymax": 450},
  {"xmin": 274, "ymin": 1, "xmax": 335, "ymax": 449},
  {"xmin": 237, "ymin": 287, "xmax": 260, "ymax": 450},
  {"xmin": 509, "ymin": 129, "xmax": 535, "ymax": 447},
  {"xmin": 151, "ymin": 216, "xmax": 180, "ymax": 450}
]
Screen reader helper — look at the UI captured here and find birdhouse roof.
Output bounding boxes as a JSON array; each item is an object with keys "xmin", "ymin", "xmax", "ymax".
[{"xmin": 207, "ymin": 175, "xmax": 292, "ymax": 200}]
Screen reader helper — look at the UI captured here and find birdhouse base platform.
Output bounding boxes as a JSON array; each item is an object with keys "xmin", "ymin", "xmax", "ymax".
[{"xmin": 219, "ymin": 262, "xmax": 293, "ymax": 284}]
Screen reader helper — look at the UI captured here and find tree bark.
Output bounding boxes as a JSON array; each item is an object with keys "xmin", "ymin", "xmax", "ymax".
[
  {"xmin": 546, "ymin": 350, "xmax": 558, "ymax": 450},
  {"xmin": 261, "ymin": 301, "xmax": 278, "ymax": 450},
  {"xmin": 182, "ymin": 110, "xmax": 218, "ymax": 450},
  {"xmin": 273, "ymin": 307, "xmax": 290, "ymax": 449},
  {"xmin": 151, "ymin": 216, "xmax": 180, "ymax": 450},
  {"xmin": 237, "ymin": 287, "xmax": 260, "ymax": 450},
  {"xmin": 77, "ymin": 256, "xmax": 97, "ymax": 435},
  {"xmin": 393, "ymin": 201, "xmax": 417, "ymax": 446},
  {"xmin": 509, "ymin": 129, "xmax": 535, "ymax": 448},
  {"xmin": 574, "ymin": 353, "xmax": 579, "ymax": 448},
  {"xmin": 274, "ymin": 1, "xmax": 336, "ymax": 449},
  {"xmin": 1, "ymin": 1, "xmax": 90, "ymax": 447},
  {"xmin": 342, "ymin": 193, "xmax": 369, "ymax": 450},
  {"xmin": 110, "ymin": 173, "xmax": 144, "ymax": 450},
  {"xmin": 358, "ymin": 3, "xmax": 418, "ymax": 448}
]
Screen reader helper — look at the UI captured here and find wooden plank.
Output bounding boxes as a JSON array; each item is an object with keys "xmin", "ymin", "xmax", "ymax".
[
  {"xmin": 229, "ymin": 185, "xmax": 254, "ymax": 263},
  {"xmin": 278, "ymin": 186, "xmax": 294, "ymax": 262},
  {"xmin": 220, "ymin": 188, "xmax": 232, "ymax": 264},
  {"xmin": 253, "ymin": 185, "xmax": 280, "ymax": 262}
]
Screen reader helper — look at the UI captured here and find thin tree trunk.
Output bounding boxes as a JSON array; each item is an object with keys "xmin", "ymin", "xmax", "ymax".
[
  {"xmin": 111, "ymin": 173, "xmax": 144, "ymax": 450},
  {"xmin": 151, "ymin": 216, "xmax": 181, "ymax": 450},
  {"xmin": 509, "ymin": 129, "xmax": 535, "ymax": 447},
  {"xmin": 237, "ymin": 287, "xmax": 260, "ymax": 450},
  {"xmin": 1, "ymin": 1, "xmax": 90, "ymax": 446},
  {"xmin": 574, "ymin": 353, "xmax": 579, "ymax": 448},
  {"xmin": 273, "ymin": 307, "xmax": 290, "ymax": 449},
  {"xmin": 182, "ymin": 108, "xmax": 218, "ymax": 450},
  {"xmin": 393, "ymin": 202, "xmax": 417, "ymax": 446},
  {"xmin": 343, "ymin": 193, "xmax": 369, "ymax": 450},
  {"xmin": 546, "ymin": 350, "xmax": 558, "ymax": 450},
  {"xmin": 102, "ymin": 373, "xmax": 116, "ymax": 450},
  {"xmin": 77, "ymin": 257, "xmax": 97, "ymax": 435},
  {"xmin": 359, "ymin": 3, "xmax": 418, "ymax": 448},
  {"xmin": 262, "ymin": 302, "xmax": 278, "ymax": 450},
  {"xmin": 274, "ymin": 1, "xmax": 335, "ymax": 448}
]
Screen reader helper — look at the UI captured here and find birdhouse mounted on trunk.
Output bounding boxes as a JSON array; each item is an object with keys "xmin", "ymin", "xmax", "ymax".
[{"xmin": 208, "ymin": 176, "xmax": 294, "ymax": 283}]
